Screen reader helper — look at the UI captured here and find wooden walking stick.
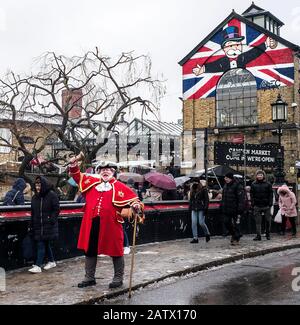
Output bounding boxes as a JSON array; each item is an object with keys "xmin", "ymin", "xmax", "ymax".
[{"xmin": 128, "ymin": 210, "xmax": 138, "ymax": 299}]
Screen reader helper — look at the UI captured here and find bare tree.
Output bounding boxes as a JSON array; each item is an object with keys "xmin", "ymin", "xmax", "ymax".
[
  {"xmin": 25, "ymin": 47, "xmax": 166, "ymax": 164},
  {"xmin": 0, "ymin": 47, "xmax": 165, "ymax": 180},
  {"xmin": 0, "ymin": 72, "xmax": 56, "ymax": 180}
]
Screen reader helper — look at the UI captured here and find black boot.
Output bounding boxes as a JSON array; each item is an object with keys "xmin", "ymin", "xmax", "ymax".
[
  {"xmin": 190, "ymin": 238, "xmax": 198, "ymax": 243},
  {"xmin": 205, "ymin": 235, "xmax": 210, "ymax": 243},
  {"xmin": 78, "ymin": 280, "xmax": 96, "ymax": 288},
  {"xmin": 253, "ymin": 235, "xmax": 261, "ymax": 241},
  {"xmin": 109, "ymin": 256, "xmax": 124, "ymax": 289},
  {"xmin": 290, "ymin": 218, "xmax": 297, "ymax": 236}
]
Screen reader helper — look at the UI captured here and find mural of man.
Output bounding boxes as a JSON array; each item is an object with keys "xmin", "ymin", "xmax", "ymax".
[{"xmin": 193, "ymin": 26, "xmax": 277, "ymax": 76}]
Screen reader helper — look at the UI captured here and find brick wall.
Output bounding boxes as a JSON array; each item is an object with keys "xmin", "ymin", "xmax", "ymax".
[
  {"xmin": 184, "ymin": 86, "xmax": 295, "ymax": 129},
  {"xmin": 0, "ymin": 121, "xmax": 54, "ymax": 165}
]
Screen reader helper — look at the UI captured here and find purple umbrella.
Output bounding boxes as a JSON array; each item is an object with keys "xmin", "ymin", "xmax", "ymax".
[{"xmin": 144, "ymin": 172, "xmax": 176, "ymax": 190}]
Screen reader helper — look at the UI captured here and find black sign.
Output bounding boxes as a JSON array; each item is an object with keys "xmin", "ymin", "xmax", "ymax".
[{"xmin": 214, "ymin": 142, "xmax": 282, "ymax": 167}]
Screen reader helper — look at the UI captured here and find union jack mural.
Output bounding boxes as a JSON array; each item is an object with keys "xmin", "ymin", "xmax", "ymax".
[{"xmin": 182, "ymin": 18, "xmax": 294, "ymax": 99}]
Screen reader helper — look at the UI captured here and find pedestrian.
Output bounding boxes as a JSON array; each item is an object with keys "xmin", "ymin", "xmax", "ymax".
[
  {"xmin": 176, "ymin": 186, "xmax": 184, "ymax": 200},
  {"xmin": 221, "ymin": 172, "xmax": 245, "ymax": 245},
  {"xmin": 28, "ymin": 176, "xmax": 60, "ymax": 273},
  {"xmin": 3, "ymin": 178, "xmax": 26, "ymax": 206},
  {"xmin": 250, "ymin": 170, "xmax": 273, "ymax": 241},
  {"xmin": 278, "ymin": 185, "xmax": 297, "ymax": 236},
  {"xmin": 68, "ymin": 156, "xmax": 143, "ymax": 289},
  {"xmin": 137, "ymin": 182, "xmax": 146, "ymax": 201},
  {"xmin": 189, "ymin": 182, "xmax": 210, "ymax": 243},
  {"xmin": 143, "ymin": 184, "xmax": 163, "ymax": 201}
]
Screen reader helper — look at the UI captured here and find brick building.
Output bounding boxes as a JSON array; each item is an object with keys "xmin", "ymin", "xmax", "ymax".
[{"xmin": 179, "ymin": 4, "xmax": 300, "ymax": 192}]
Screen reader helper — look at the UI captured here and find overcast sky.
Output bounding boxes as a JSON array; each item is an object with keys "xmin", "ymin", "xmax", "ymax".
[{"xmin": 0, "ymin": 0, "xmax": 299, "ymax": 123}]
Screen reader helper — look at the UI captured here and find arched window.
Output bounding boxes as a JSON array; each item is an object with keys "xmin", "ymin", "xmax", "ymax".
[{"xmin": 216, "ymin": 68, "xmax": 257, "ymax": 127}]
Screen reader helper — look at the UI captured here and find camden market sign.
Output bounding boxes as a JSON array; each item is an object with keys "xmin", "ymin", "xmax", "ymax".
[{"xmin": 214, "ymin": 141, "xmax": 281, "ymax": 167}]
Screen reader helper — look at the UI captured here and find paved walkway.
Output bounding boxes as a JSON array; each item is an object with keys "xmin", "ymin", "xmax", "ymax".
[{"xmin": 1, "ymin": 232, "xmax": 300, "ymax": 305}]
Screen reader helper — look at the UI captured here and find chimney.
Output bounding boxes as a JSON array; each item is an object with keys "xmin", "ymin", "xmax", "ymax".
[{"xmin": 62, "ymin": 89, "xmax": 83, "ymax": 119}]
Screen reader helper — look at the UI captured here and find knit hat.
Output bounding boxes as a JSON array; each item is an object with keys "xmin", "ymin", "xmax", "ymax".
[{"xmin": 224, "ymin": 172, "xmax": 234, "ymax": 179}]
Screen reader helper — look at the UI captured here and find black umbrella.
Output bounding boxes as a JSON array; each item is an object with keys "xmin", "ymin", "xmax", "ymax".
[
  {"xmin": 206, "ymin": 165, "xmax": 242, "ymax": 177},
  {"xmin": 189, "ymin": 165, "xmax": 242, "ymax": 178}
]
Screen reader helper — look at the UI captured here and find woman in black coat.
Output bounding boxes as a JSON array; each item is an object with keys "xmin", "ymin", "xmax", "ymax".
[
  {"xmin": 189, "ymin": 182, "xmax": 210, "ymax": 243},
  {"xmin": 28, "ymin": 176, "xmax": 60, "ymax": 273}
]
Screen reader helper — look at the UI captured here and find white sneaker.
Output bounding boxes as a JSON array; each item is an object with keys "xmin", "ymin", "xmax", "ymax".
[
  {"xmin": 43, "ymin": 262, "xmax": 56, "ymax": 270},
  {"xmin": 124, "ymin": 247, "xmax": 131, "ymax": 255},
  {"xmin": 28, "ymin": 265, "xmax": 42, "ymax": 273}
]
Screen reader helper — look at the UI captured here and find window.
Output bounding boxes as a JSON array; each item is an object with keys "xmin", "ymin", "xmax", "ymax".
[
  {"xmin": 216, "ymin": 68, "xmax": 257, "ymax": 127},
  {"xmin": 253, "ymin": 15, "xmax": 265, "ymax": 28}
]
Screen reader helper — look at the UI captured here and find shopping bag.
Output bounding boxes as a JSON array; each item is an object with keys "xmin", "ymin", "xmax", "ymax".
[{"xmin": 274, "ymin": 209, "xmax": 282, "ymax": 223}]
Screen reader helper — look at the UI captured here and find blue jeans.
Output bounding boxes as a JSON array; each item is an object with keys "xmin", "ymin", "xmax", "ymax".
[
  {"xmin": 35, "ymin": 240, "xmax": 54, "ymax": 267},
  {"xmin": 191, "ymin": 210, "xmax": 210, "ymax": 238}
]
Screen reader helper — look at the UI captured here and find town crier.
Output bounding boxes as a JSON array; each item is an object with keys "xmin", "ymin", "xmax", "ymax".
[{"xmin": 68, "ymin": 154, "xmax": 143, "ymax": 289}]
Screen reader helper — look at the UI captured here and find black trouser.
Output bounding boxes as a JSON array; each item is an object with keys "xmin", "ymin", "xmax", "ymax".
[
  {"xmin": 223, "ymin": 213, "xmax": 241, "ymax": 241},
  {"xmin": 253, "ymin": 206, "xmax": 271, "ymax": 237},
  {"xmin": 83, "ymin": 217, "xmax": 100, "ymax": 281},
  {"xmin": 281, "ymin": 216, "xmax": 297, "ymax": 235},
  {"xmin": 86, "ymin": 216, "xmax": 100, "ymax": 257}
]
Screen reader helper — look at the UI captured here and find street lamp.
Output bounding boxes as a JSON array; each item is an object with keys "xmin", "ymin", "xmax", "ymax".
[{"xmin": 271, "ymin": 94, "xmax": 288, "ymax": 185}]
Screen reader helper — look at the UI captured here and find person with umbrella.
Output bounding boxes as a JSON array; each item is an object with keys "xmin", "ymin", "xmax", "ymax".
[
  {"xmin": 144, "ymin": 172, "xmax": 177, "ymax": 201},
  {"xmin": 144, "ymin": 184, "xmax": 164, "ymax": 201}
]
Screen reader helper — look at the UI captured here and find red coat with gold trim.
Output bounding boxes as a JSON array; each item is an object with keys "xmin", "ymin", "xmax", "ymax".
[{"xmin": 69, "ymin": 165, "xmax": 140, "ymax": 256}]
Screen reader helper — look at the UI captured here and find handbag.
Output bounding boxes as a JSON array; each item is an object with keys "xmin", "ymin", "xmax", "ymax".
[{"xmin": 274, "ymin": 209, "xmax": 282, "ymax": 223}]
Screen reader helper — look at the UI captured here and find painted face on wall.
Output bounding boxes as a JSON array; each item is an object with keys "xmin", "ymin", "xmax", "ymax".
[
  {"xmin": 223, "ymin": 41, "xmax": 243, "ymax": 58},
  {"xmin": 99, "ymin": 168, "xmax": 114, "ymax": 182}
]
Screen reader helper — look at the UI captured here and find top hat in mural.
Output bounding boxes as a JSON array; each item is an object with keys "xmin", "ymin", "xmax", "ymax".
[{"xmin": 221, "ymin": 26, "xmax": 245, "ymax": 48}]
